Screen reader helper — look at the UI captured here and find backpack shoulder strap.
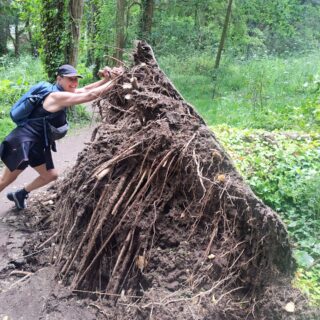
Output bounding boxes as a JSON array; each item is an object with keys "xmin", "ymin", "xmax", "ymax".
[{"xmin": 10, "ymin": 82, "xmax": 63, "ymax": 126}]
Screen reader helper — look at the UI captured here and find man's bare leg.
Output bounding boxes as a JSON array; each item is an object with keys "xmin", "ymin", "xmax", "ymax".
[
  {"xmin": 24, "ymin": 164, "xmax": 59, "ymax": 192},
  {"xmin": 0, "ymin": 166, "xmax": 23, "ymax": 193}
]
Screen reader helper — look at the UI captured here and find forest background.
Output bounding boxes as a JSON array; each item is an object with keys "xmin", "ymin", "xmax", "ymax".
[{"xmin": 0, "ymin": 0, "xmax": 319, "ymax": 305}]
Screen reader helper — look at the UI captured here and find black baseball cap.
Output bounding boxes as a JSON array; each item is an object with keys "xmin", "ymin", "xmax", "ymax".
[{"xmin": 57, "ymin": 64, "xmax": 83, "ymax": 78}]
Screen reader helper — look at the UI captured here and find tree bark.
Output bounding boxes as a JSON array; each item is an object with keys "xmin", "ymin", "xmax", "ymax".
[
  {"xmin": 0, "ymin": 14, "xmax": 9, "ymax": 56},
  {"xmin": 115, "ymin": 0, "xmax": 126, "ymax": 63},
  {"xmin": 26, "ymin": 21, "xmax": 38, "ymax": 57},
  {"xmin": 139, "ymin": 0, "xmax": 154, "ymax": 41},
  {"xmin": 41, "ymin": 0, "xmax": 66, "ymax": 80},
  {"xmin": 214, "ymin": 0, "xmax": 233, "ymax": 70},
  {"xmin": 85, "ymin": 0, "xmax": 98, "ymax": 67},
  {"xmin": 14, "ymin": 21, "xmax": 19, "ymax": 57},
  {"xmin": 0, "ymin": 0, "xmax": 10, "ymax": 56},
  {"xmin": 66, "ymin": 0, "xmax": 84, "ymax": 67},
  {"xmin": 10, "ymin": 17, "xmax": 26, "ymax": 57}
]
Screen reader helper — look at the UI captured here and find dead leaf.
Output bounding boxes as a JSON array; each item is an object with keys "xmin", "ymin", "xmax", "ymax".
[
  {"xmin": 120, "ymin": 289, "xmax": 127, "ymax": 301},
  {"xmin": 192, "ymin": 296, "xmax": 199, "ymax": 305},
  {"xmin": 130, "ymin": 77, "xmax": 139, "ymax": 89},
  {"xmin": 212, "ymin": 150, "xmax": 222, "ymax": 160},
  {"xmin": 217, "ymin": 174, "xmax": 225, "ymax": 183},
  {"xmin": 135, "ymin": 255, "xmax": 147, "ymax": 271},
  {"xmin": 284, "ymin": 302, "xmax": 295, "ymax": 313},
  {"xmin": 123, "ymin": 83, "xmax": 133, "ymax": 90}
]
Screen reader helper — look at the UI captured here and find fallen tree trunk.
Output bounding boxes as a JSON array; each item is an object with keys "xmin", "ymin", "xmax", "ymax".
[{"xmin": 39, "ymin": 41, "xmax": 317, "ymax": 319}]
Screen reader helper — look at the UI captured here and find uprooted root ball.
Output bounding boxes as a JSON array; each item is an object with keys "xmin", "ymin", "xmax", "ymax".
[{"xmin": 31, "ymin": 42, "xmax": 318, "ymax": 319}]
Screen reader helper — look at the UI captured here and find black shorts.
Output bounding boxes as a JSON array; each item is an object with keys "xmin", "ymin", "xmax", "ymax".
[
  {"xmin": 1, "ymin": 141, "xmax": 54, "ymax": 171},
  {"xmin": 17, "ymin": 142, "xmax": 50, "ymax": 170}
]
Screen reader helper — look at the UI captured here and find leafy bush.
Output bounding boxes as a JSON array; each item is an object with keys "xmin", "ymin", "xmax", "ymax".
[
  {"xmin": 0, "ymin": 55, "xmax": 45, "ymax": 141},
  {"xmin": 213, "ymin": 125, "xmax": 320, "ymax": 304}
]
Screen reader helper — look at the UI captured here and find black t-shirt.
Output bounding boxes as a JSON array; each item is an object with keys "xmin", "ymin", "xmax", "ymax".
[{"xmin": 29, "ymin": 104, "xmax": 67, "ymax": 128}]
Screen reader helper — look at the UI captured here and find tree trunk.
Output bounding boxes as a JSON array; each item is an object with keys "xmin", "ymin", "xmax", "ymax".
[
  {"xmin": 115, "ymin": 0, "xmax": 126, "ymax": 63},
  {"xmin": 41, "ymin": 0, "xmax": 66, "ymax": 80},
  {"xmin": 214, "ymin": 0, "xmax": 233, "ymax": 70},
  {"xmin": 212, "ymin": 0, "xmax": 233, "ymax": 98},
  {"xmin": 0, "ymin": 14, "xmax": 8, "ymax": 56},
  {"xmin": 13, "ymin": 19, "xmax": 20, "ymax": 57},
  {"xmin": 85, "ymin": 0, "xmax": 98, "ymax": 67},
  {"xmin": 27, "ymin": 24, "xmax": 38, "ymax": 57},
  {"xmin": 66, "ymin": 0, "xmax": 84, "ymax": 67},
  {"xmin": 139, "ymin": 0, "xmax": 154, "ymax": 41}
]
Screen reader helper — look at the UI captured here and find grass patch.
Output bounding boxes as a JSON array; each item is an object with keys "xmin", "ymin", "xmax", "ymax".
[{"xmin": 159, "ymin": 52, "xmax": 320, "ymax": 131}]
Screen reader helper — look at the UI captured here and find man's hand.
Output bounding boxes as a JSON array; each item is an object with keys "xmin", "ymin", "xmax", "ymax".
[
  {"xmin": 98, "ymin": 66, "xmax": 124, "ymax": 79},
  {"xmin": 98, "ymin": 67, "xmax": 112, "ymax": 79},
  {"xmin": 111, "ymin": 67, "xmax": 124, "ymax": 78}
]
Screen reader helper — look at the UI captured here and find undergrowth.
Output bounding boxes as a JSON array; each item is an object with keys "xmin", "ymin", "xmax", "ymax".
[
  {"xmin": 213, "ymin": 125, "xmax": 320, "ymax": 305},
  {"xmin": 160, "ymin": 51, "xmax": 320, "ymax": 131}
]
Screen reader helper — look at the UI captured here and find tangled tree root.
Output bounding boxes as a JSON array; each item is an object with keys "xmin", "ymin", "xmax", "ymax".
[{"xmin": 33, "ymin": 41, "xmax": 318, "ymax": 319}]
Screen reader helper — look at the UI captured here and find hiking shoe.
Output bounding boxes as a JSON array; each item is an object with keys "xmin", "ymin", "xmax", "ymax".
[{"xmin": 7, "ymin": 189, "xmax": 29, "ymax": 210}]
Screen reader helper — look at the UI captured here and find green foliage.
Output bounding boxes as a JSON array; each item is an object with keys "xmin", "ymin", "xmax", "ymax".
[
  {"xmin": 75, "ymin": 62, "xmax": 94, "ymax": 85},
  {"xmin": 82, "ymin": 0, "xmax": 117, "ymax": 69},
  {"xmin": 40, "ymin": 0, "xmax": 67, "ymax": 80},
  {"xmin": 0, "ymin": 54, "xmax": 45, "ymax": 106},
  {"xmin": 0, "ymin": 55, "xmax": 44, "ymax": 141},
  {"xmin": 232, "ymin": 0, "xmax": 301, "ymax": 55},
  {"xmin": 151, "ymin": 1, "xmax": 227, "ymax": 56},
  {"xmin": 0, "ymin": 117, "xmax": 14, "ymax": 143},
  {"xmin": 294, "ymin": 268, "xmax": 320, "ymax": 305},
  {"xmin": 0, "ymin": 0, "xmax": 42, "ymax": 56},
  {"xmin": 23, "ymin": 0, "xmax": 44, "ymax": 56},
  {"xmin": 147, "ymin": 0, "xmax": 320, "ymax": 58},
  {"xmin": 67, "ymin": 104, "xmax": 91, "ymax": 127},
  {"xmin": 159, "ymin": 51, "xmax": 320, "ymax": 132},
  {"xmin": 213, "ymin": 125, "xmax": 320, "ymax": 304},
  {"xmin": 3, "ymin": 0, "xmax": 320, "ymax": 67},
  {"xmin": 152, "ymin": 16, "xmax": 211, "ymax": 56}
]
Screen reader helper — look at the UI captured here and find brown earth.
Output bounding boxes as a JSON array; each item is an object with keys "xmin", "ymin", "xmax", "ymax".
[{"xmin": 0, "ymin": 42, "xmax": 319, "ymax": 320}]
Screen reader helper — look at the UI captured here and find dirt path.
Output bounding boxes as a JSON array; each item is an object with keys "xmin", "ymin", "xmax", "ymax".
[
  {"xmin": 0, "ymin": 125, "xmax": 93, "ymax": 216},
  {"xmin": 0, "ymin": 124, "xmax": 102, "ymax": 319}
]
